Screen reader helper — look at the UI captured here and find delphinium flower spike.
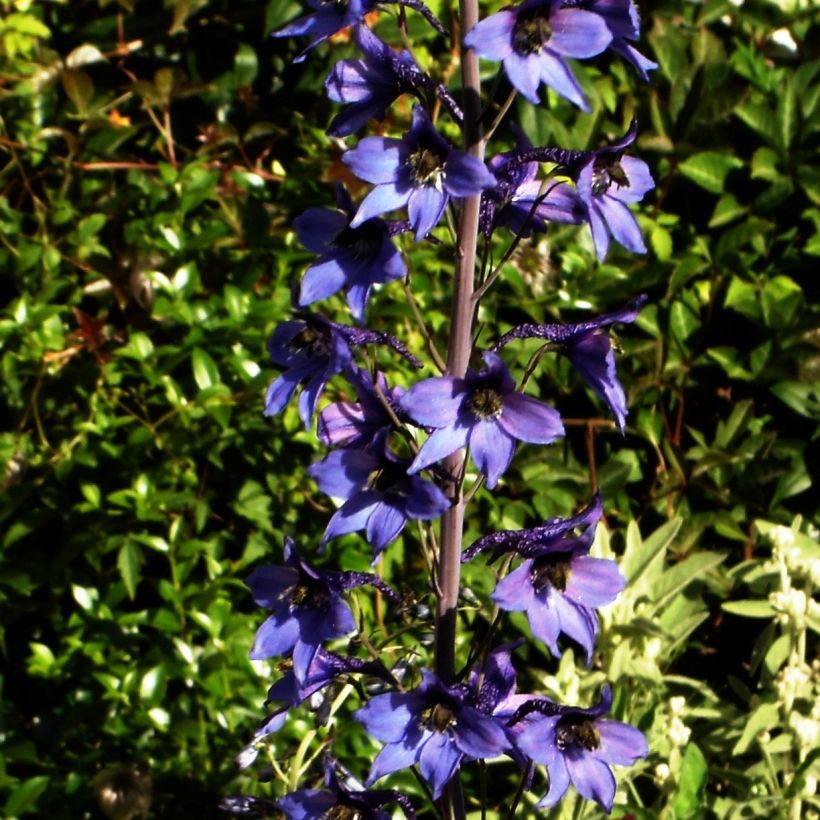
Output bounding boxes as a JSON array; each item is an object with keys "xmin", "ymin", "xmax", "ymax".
[
  {"xmin": 464, "ymin": 0, "xmax": 612, "ymax": 111},
  {"xmin": 355, "ymin": 670, "xmax": 510, "ymax": 799},
  {"xmin": 343, "ymin": 104, "xmax": 497, "ymax": 240},
  {"xmin": 463, "ymin": 494, "xmax": 624, "ymax": 664},
  {"xmin": 294, "ymin": 183, "xmax": 406, "ymax": 322},
  {"xmin": 400, "ymin": 350, "xmax": 564, "ymax": 489},
  {"xmin": 279, "ymin": 758, "xmax": 417, "ymax": 819},
  {"xmin": 513, "ymin": 685, "xmax": 648, "ymax": 811},
  {"xmin": 246, "ymin": 537, "xmax": 398, "ymax": 682},
  {"xmin": 493, "ymin": 294, "xmax": 647, "ymax": 431}
]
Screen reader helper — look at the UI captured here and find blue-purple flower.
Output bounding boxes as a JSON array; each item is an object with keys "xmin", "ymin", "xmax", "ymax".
[
  {"xmin": 494, "ymin": 294, "xmax": 647, "ymax": 431},
  {"xmin": 309, "ymin": 440, "xmax": 450, "ymax": 559},
  {"xmin": 572, "ymin": 0, "xmax": 657, "ymax": 80},
  {"xmin": 326, "ymin": 25, "xmax": 440, "ymax": 137},
  {"xmin": 464, "ymin": 495, "xmax": 624, "ymax": 663},
  {"xmin": 279, "ymin": 759, "xmax": 416, "ymax": 819},
  {"xmin": 484, "ymin": 139, "xmax": 586, "ymax": 238},
  {"xmin": 464, "ymin": 0, "xmax": 612, "ymax": 111},
  {"xmin": 273, "ymin": 0, "xmax": 376, "ymax": 63},
  {"xmin": 294, "ymin": 185, "xmax": 406, "ymax": 322},
  {"xmin": 265, "ymin": 313, "xmax": 421, "ymax": 428},
  {"xmin": 575, "ymin": 121, "xmax": 655, "ymax": 259},
  {"xmin": 515, "ymin": 685, "xmax": 648, "ymax": 810},
  {"xmin": 356, "ymin": 670, "xmax": 510, "ymax": 799},
  {"xmin": 400, "ymin": 351, "xmax": 564, "ymax": 489},
  {"xmin": 343, "ymin": 105, "xmax": 497, "ymax": 240},
  {"xmin": 246, "ymin": 537, "xmax": 397, "ymax": 681}
]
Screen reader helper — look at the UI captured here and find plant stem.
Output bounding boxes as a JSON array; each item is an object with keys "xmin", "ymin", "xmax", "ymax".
[{"xmin": 434, "ymin": 3, "xmax": 483, "ymax": 818}]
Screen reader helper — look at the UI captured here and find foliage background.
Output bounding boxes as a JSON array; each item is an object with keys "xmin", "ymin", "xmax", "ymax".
[{"xmin": 0, "ymin": 0, "xmax": 817, "ymax": 817}]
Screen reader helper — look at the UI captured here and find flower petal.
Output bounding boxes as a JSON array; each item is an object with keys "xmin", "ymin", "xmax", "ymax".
[
  {"xmin": 498, "ymin": 392, "xmax": 565, "ymax": 444},
  {"xmin": 469, "ymin": 420, "xmax": 514, "ymax": 489},
  {"xmin": 367, "ymin": 733, "xmax": 425, "ymax": 784},
  {"xmin": 564, "ymin": 556, "xmax": 625, "ymax": 608},
  {"xmin": 539, "ymin": 50, "xmax": 589, "ymax": 110},
  {"xmin": 419, "ymin": 732, "xmax": 462, "ymax": 800},
  {"xmin": 491, "ymin": 562, "xmax": 536, "ymax": 613},
  {"xmin": 400, "ymin": 377, "xmax": 465, "ymax": 426},
  {"xmin": 504, "ymin": 52, "xmax": 542, "ymax": 104},
  {"xmin": 249, "ymin": 611, "xmax": 299, "ymax": 660},
  {"xmin": 408, "ymin": 184, "xmax": 447, "ymax": 239},
  {"xmin": 464, "ymin": 10, "xmax": 515, "ymax": 60},
  {"xmin": 536, "ymin": 751, "xmax": 571, "ymax": 808},
  {"xmin": 443, "ymin": 152, "xmax": 496, "ymax": 197},
  {"xmin": 356, "ymin": 691, "xmax": 424, "ymax": 742},
  {"xmin": 453, "ymin": 706, "xmax": 510, "ymax": 758},
  {"xmin": 596, "ymin": 195, "xmax": 646, "ymax": 253},
  {"xmin": 343, "ymin": 137, "xmax": 405, "ymax": 184},
  {"xmin": 566, "ymin": 754, "xmax": 617, "ymax": 811},
  {"xmin": 299, "ymin": 257, "xmax": 348, "ymax": 306},
  {"xmin": 548, "ymin": 9, "xmax": 612, "ymax": 58},
  {"xmin": 352, "ymin": 183, "xmax": 412, "ymax": 226},
  {"xmin": 366, "ymin": 500, "xmax": 407, "ymax": 555},
  {"xmin": 409, "ymin": 423, "xmax": 470, "ymax": 474}
]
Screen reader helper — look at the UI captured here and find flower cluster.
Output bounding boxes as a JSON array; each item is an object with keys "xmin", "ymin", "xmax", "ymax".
[{"xmin": 234, "ymin": 0, "xmax": 656, "ymax": 816}]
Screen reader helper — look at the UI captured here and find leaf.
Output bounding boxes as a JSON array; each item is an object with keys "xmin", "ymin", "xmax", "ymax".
[
  {"xmin": 4, "ymin": 776, "xmax": 50, "ymax": 816},
  {"xmin": 778, "ymin": 75, "xmax": 798, "ymax": 151},
  {"xmin": 678, "ymin": 152, "xmax": 743, "ymax": 195},
  {"xmin": 649, "ymin": 551, "xmax": 727, "ymax": 609},
  {"xmin": 732, "ymin": 701, "xmax": 780, "ymax": 754},
  {"xmin": 721, "ymin": 600, "xmax": 776, "ymax": 618},
  {"xmin": 61, "ymin": 68, "xmax": 94, "ymax": 114},
  {"xmin": 191, "ymin": 347, "xmax": 220, "ymax": 390},
  {"xmin": 709, "ymin": 193, "xmax": 746, "ymax": 228},
  {"xmin": 622, "ymin": 518, "xmax": 682, "ymax": 586},
  {"xmin": 118, "ymin": 541, "xmax": 142, "ymax": 600},
  {"xmin": 671, "ymin": 743, "xmax": 708, "ymax": 819}
]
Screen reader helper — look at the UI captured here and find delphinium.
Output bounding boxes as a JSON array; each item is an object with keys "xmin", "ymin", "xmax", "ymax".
[{"xmin": 224, "ymin": 0, "xmax": 656, "ymax": 816}]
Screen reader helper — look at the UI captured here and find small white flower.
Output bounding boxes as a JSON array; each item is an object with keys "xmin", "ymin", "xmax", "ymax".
[
  {"xmin": 771, "ymin": 28, "xmax": 798, "ymax": 52},
  {"xmin": 669, "ymin": 716, "xmax": 691, "ymax": 748}
]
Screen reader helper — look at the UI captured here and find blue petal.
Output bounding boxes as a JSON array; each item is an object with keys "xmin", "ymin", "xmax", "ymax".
[
  {"xmin": 564, "ymin": 556, "xmax": 625, "ymax": 608},
  {"xmin": 419, "ymin": 732, "xmax": 462, "ymax": 799},
  {"xmin": 400, "ymin": 376, "xmax": 465, "ymax": 426},
  {"xmin": 593, "ymin": 719, "xmax": 648, "ymax": 765},
  {"xmin": 299, "ymin": 257, "xmax": 348, "ymax": 307},
  {"xmin": 356, "ymin": 691, "xmax": 424, "ymax": 742},
  {"xmin": 517, "ymin": 715, "xmax": 561, "ymax": 765},
  {"xmin": 245, "ymin": 565, "xmax": 299, "ymax": 607},
  {"xmin": 610, "ymin": 156, "xmax": 655, "ymax": 203},
  {"xmin": 539, "ymin": 50, "xmax": 589, "ymax": 110},
  {"xmin": 443, "ymin": 152, "xmax": 497, "ymax": 197},
  {"xmin": 491, "ymin": 562, "xmax": 535, "ymax": 613},
  {"xmin": 367, "ymin": 734, "xmax": 425, "ymax": 784},
  {"xmin": 536, "ymin": 750, "xmax": 570, "ymax": 808},
  {"xmin": 548, "ymin": 9, "xmax": 612, "ymax": 58},
  {"xmin": 504, "ymin": 52, "xmax": 542, "ymax": 104},
  {"xmin": 464, "ymin": 10, "xmax": 515, "ymax": 60},
  {"xmin": 278, "ymin": 789, "xmax": 336, "ymax": 819},
  {"xmin": 408, "ymin": 423, "xmax": 470, "ymax": 474},
  {"xmin": 293, "ymin": 207, "xmax": 347, "ymax": 253},
  {"xmin": 567, "ymin": 329, "xmax": 627, "ymax": 430},
  {"xmin": 453, "ymin": 706, "xmax": 510, "ymax": 758},
  {"xmin": 310, "ymin": 449, "xmax": 375, "ymax": 499},
  {"xmin": 526, "ymin": 588, "xmax": 563, "ymax": 655},
  {"xmin": 264, "ymin": 369, "xmax": 305, "ymax": 416},
  {"xmin": 566, "ymin": 754, "xmax": 616, "ymax": 811},
  {"xmin": 249, "ymin": 611, "xmax": 299, "ymax": 660},
  {"xmin": 553, "ymin": 594, "xmax": 598, "ymax": 664},
  {"xmin": 597, "ymin": 195, "xmax": 646, "ymax": 253},
  {"xmin": 366, "ymin": 500, "xmax": 407, "ymax": 555},
  {"xmin": 408, "ymin": 184, "xmax": 447, "ymax": 240},
  {"xmin": 468, "ymin": 420, "xmax": 515, "ymax": 489},
  {"xmin": 498, "ymin": 392, "xmax": 565, "ymax": 445},
  {"xmin": 404, "ymin": 476, "xmax": 451, "ymax": 520},
  {"xmin": 343, "ymin": 137, "xmax": 406, "ymax": 184},
  {"xmin": 352, "ymin": 183, "xmax": 412, "ymax": 226}
]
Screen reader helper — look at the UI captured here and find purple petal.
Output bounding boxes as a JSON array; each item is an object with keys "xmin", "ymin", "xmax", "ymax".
[
  {"xmin": 368, "ymin": 736, "xmax": 425, "ymax": 785},
  {"xmin": 352, "ymin": 183, "xmax": 412, "ymax": 226},
  {"xmin": 548, "ymin": 9, "xmax": 612, "ymax": 58},
  {"xmin": 569, "ymin": 329, "xmax": 627, "ymax": 430},
  {"xmin": 245, "ymin": 565, "xmax": 299, "ymax": 607},
  {"xmin": 516, "ymin": 714, "xmax": 561, "ymax": 765},
  {"xmin": 264, "ymin": 369, "xmax": 304, "ymax": 417},
  {"xmin": 366, "ymin": 501, "xmax": 408, "ymax": 554},
  {"xmin": 325, "ymin": 58, "xmax": 373, "ymax": 103},
  {"xmin": 408, "ymin": 423, "xmax": 470, "ymax": 474},
  {"xmin": 453, "ymin": 707, "xmax": 510, "ymax": 758},
  {"xmin": 539, "ymin": 50, "xmax": 589, "ymax": 111},
  {"xmin": 464, "ymin": 10, "xmax": 515, "ymax": 60},
  {"xmin": 608, "ymin": 156, "xmax": 655, "ymax": 203},
  {"xmin": 504, "ymin": 52, "xmax": 542, "ymax": 104},
  {"xmin": 419, "ymin": 732, "xmax": 461, "ymax": 800},
  {"xmin": 356, "ymin": 691, "xmax": 423, "ymax": 742},
  {"xmin": 566, "ymin": 754, "xmax": 617, "ymax": 811},
  {"xmin": 408, "ymin": 184, "xmax": 447, "ymax": 240},
  {"xmin": 278, "ymin": 789, "xmax": 337, "ymax": 819},
  {"xmin": 536, "ymin": 752, "xmax": 571, "ymax": 808},
  {"xmin": 346, "ymin": 282, "xmax": 371, "ymax": 323},
  {"xmin": 564, "ymin": 556, "xmax": 625, "ymax": 608},
  {"xmin": 249, "ymin": 611, "xmax": 299, "ymax": 660},
  {"xmin": 596, "ymin": 196, "xmax": 646, "ymax": 253},
  {"xmin": 404, "ymin": 476, "xmax": 451, "ymax": 520},
  {"xmin": 443, "ymin": 153, "xmax": 497, "ymax": 197},
  {"xmin": 588, "ymin": 201, "xmax": 612, "ymax": 260},
  {"xmin": 526, "ymin": 590, "xmax": 562, "ymax": 655},
  {"xmin": 468, "ymin": 420, "xmax": 515, "ymax": 489},
  {"xmin": 593, "ymin": 719, "xmax": 648, "ymax": 765},
  {"xmin": 293, "ymin": 207, "xmax": 347, "ymax": 253},
  {"xmin": 491, "ymin": 562, "xmax": 536, "ymax": 613},
  {"xmin": 297, "ymin": 372, "xmax": 328, "ymax": 427},
  {"xmin": 299, "ymin": 257, "xmax": 348, "ymax": 306},
  {"xmin": 400, "ymin": 377, "xmax": 466, "ymax": 426},
  {"xmin": 553, "ymin": 594, "xmax": 598, "ymax": 663},
  {"xmin": 498, "ymin": 392, "xmax": 565, "ymax": 445},
  {"xmin": 310, "ymin": 449, "xmax": 375, "ymax": 498},
  {"xmin": 343, "ymin": 137, "xmax": 405, "ymax": 184}
]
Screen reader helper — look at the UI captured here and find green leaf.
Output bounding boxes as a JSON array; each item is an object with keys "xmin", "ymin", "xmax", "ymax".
[
  {"xmin": 709, "ymin": 193, "xmax": 746, "ymax": 228},
  {"xmin": 117, "ymin": 541, "xmax": 142, "ymax": 600},
  {"xmin": 4, "ymin": 776, "xmax": 50, "ymax": 816},
  {"xmin": 671, "ymin": 743, "xmax": 708, "ymax": 819},
  {"xmin": 60, "ymin": 68, "xmax": 94, "ymax": 114},
  {"xmin": 191, "ymin": 347, "xmax": 220, "ymax": 390},
  {"xmin": 678, "ymin": 152, "xmax": 743, "ymax": 194},
  {"xmin": 649, "ymin": 551, "xmax": 727, "ymax": 609},
  {"xmin": 778, "ymin": 75, "xmax": 798, "ymax": 151},
  {"xmin": 721, "ymin": 600, "xmax": 776, "ymax": 618},
  {"xmin": 732, "ymin": 701, "xmax": 780, "ymax": 754},
  {"xmin": 622, "ymin": 518, "xmax": 682, "ymax": 586}
]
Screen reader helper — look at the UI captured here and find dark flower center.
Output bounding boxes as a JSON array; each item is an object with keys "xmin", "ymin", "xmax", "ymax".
[
  {"xmin": 409, "ymin": 148, "xmax": 445, "ymax": 185},
  {"xmin": 555, "ymin": 719, "xmax": 601, "ymax": 752},
  {"xmin": 289, "ymin": 326, "xmax": 331, "ymax": 358},
  {"xmin": 366, "ymin": 460, "xmax": 408, "ymax": 494},
  {"xmin": 334, "ymin": 222, "xmax": 383, "ymax": 262},
  {"xmin": 530, "ymin": 555, "xmax": 572, "ymax": 592},
  {"xmin": 287, "ymin": 575, "xmax": 330, "ymax": 611},
  {"xmin": 422, "ymin": 702, "xmax": 456, "ymax": 733},
  {"xmin": 322, "ymin": 806, "xmax": 362, "ymax": 820},
  {"xmin": 513, "ymin": 15, "xmax": 552, "ymax": 55},
  {"xmin": 468, "ymin": 387, "xmax": 503, "ymax": 420},
  {"xmin": 319, "ymin": 0, "xmax": 349, "ymax": 11},
  {"xmin": 591, "ymin": 159, "xmax": 630, "ymax": 197}
]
